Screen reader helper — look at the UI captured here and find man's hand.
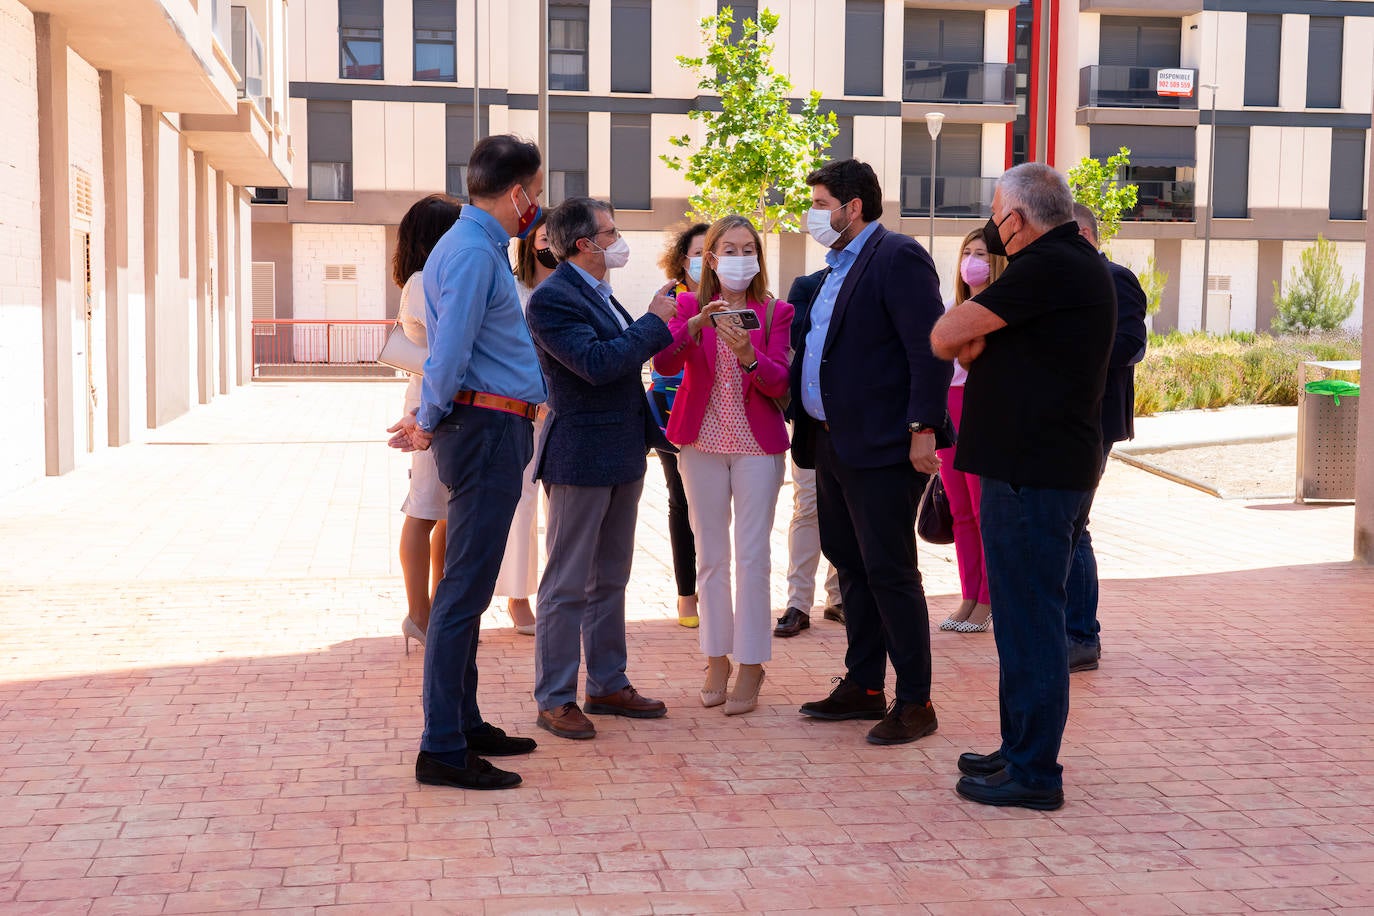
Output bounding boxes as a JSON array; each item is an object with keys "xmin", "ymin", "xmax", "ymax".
[
  {"xmin": 387, "ymin": 410, "xmax": 433, "ymax": 452},
  {"xmin": 646, "ymin": 282, "xmax": 678, "ymax": 323},
  {"xmin": 958, "ymin": 335, "xmax": 986, "ymax": 365},
  {"xmin": 909, "ymin": 431, "xmax": 940, "ymax": 475}
]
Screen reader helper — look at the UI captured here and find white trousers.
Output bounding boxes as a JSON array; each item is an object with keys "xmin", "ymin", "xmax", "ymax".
[
  {"xmin": 495, "ymin": 416, "xmax": 544, "ymax": 599},
  {"xmin": 786, "ymin": 459, "xmax": 842, "ymax": 611},
  {"xmin": 678, "ymin": 445, "xmax": 785, "ymax": 665}
]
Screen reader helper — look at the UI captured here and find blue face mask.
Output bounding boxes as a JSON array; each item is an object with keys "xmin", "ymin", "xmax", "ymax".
[{"xmin": 687, "ymin": 256, "xmax": 703, "ymax": 284}]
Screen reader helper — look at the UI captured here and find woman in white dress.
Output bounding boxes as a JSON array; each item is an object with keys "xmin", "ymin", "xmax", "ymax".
[
  {"xmin": 495, "ymin": 215, "xmax": 556, "ymax": 634},
  {"xmin": 394, "ymin": 194, "xmax": 462, "ymax": 652}
]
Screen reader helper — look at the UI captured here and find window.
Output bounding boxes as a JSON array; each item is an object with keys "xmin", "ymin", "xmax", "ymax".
[
  {"xmin": 1330, "ymin": 129, "xmax": 1366, "ymax": 220},
  {"xmin": 1243, "ymin": 14, "xmax": 1280, "ymax": 107},
  {"xmin": 903, "ymin": 9, "xmax": 1003, "ymax": 103},
  {"xmin": 718, "ymin": 1, "xmax": 758, "ymax": 43},
  {"xmin": 1212, "ymin": 127, "xmax": 1250, "ymax": 218},
  {"xmin": 904, "ymin": 9, "xmax": 984, "ymax": 62},
  {"xmin": 610, "ymin": 114, "xmax": 651, "ymax": 210},
  {"xmin": 611, "ymin": 0, "xmax": 652, "ymax": 93},
  {"xmin": 308, "ymin": 100, "xmax": 353, "ymax": 201},
  {"xmin": 844, "ymin": 0, "xmax": 884, "ymax": 97},
  {"xmin": 1098, "ymin": 17, "xmax": 1181, "ymax": 68},
  {"xmin": 550, "ymin": 0, "xmax": 589, "ymax": 91},
  {"xmin": 414, "ymin": 0, "xmax": 455, "ymax": 81},
  {"xmin": 1307, "ymin": 17, "xmax": 1343, "ymax": 109},
  {"xmin": 339, "ymin": 0, "xmax": 383, "ymax": 80},
  {"xmin": 829, "ymin": 116, "xmax": 854, "ymax": 162},
  {"xmin": 901, "ymin": 122, "xmax": 986, "ymax": 217},
  {"xmin": 446, "ymin": 103, "xmax": 489, "ymax": 201},
  {"xmin": 549, "ymin": 112, "xmax": 589, "ymax": 204}
]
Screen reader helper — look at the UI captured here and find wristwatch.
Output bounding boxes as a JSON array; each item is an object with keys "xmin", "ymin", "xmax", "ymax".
[
  {"xmin": 908, "ymin": 421, "xmax": 935, "ymax": 435},
  {"xmin": 742, "ymin": 359, "xmax": 759, "ymax": 373}
]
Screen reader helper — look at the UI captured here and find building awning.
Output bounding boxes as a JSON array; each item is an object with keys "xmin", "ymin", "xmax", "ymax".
[{"xmin": 1091, "ymin": 125, "xmax": 1197, "ymax": 168}]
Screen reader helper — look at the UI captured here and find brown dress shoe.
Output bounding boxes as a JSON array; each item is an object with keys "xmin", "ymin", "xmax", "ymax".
[
  {"xmin": 584, "ymin": 685, "xmax": 667, "ymax": 719},
  {"xmin": 866, "ymin": 700, "xmax": 938, "ymax": 745},
  {"xmin": 773, "ymin": 606, "xmax": 810, "ymax": 638},
  {"xmin": 536, "ymin": 702, "xmax": 596, "ymax": 740}
]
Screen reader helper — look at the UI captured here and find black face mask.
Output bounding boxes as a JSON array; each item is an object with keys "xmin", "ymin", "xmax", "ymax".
[
  {"xmin": 535, "ymin": 247, "xmax": 559, "ymax": 270},
  {"xmin": 982, "ymin": 212, "xmax": 1015, "ymax": 258}
]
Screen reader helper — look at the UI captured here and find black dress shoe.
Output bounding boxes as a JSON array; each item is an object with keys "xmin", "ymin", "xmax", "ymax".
[
  {"xmin": 799, "ymin": 677, "xmax": 887, "ymax": 720},
  {"xmin": 1068, "ymin": 642, "xmax": 1101, "ymax": 673},
  {"xmin": 866, "ymin": 700, "xmax": 938, "ymax": 745},
  {"xmin": 956, "ymin": 768, "xmax": 1063, "ymax": 811},
  {"xmin": 415, "ymin": 751, "xmax": 521, "ymax": 790},
  {"xmin": 464, "ymin": 723, "xmax": 537, "ymax": 757},
  {"xmin": 957, "ymin": 749, "xmax": 1006, "ymax": 777},
  {"xmin": 774, "ymin": 607, "xmax": 810, "ymax": 638},
  {"xmin": 822, "ymin": 603, "xmax": 845, "ymax": 624}
]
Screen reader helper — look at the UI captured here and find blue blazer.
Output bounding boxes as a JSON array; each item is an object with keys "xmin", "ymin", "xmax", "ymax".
[
  {"xmin": 789, "ymin": 224, "xmax": 953, "ymax": 470},
  {"xmin": 1103, "ymin": 257, "xmax": 1148, "ymax": 445},
  {"xmin": 526, "ymin": 262, "xmax": 673, "ymax": 487}
]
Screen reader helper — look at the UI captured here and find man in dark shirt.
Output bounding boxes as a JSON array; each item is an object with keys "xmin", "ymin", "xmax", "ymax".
[
  {"xmin": 1065, "ymin": 204, "xmax": 1149, "ymax": 673},
  {"xmin": 930, "ymin": 162, "xmax": 1116, "ymax": 810}
]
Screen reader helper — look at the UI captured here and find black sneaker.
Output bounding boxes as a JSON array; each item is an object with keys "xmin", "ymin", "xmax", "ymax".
[
  {"xmin": 415, "ymin": 751, "xmax": 521, "ymax": 790},
  {"xmin": 799, "ymin": 677, "xmax": 887, "ymax": 721},
  {"xmin": 866, "ymin": 700, "xmax": 938, "ymax": 745},
  {"xmin": 464, "ymin": 722, "xmax": 537, "ymax": 757},
  {"xmin": 1068, "ymin": 642, "xmax": 1100, "ymax": 673}
]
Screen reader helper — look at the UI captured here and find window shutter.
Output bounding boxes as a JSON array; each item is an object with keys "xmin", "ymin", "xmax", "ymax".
[{"xmin": 339, "ymin": 0, "xmax": 383, "ymax": 30}]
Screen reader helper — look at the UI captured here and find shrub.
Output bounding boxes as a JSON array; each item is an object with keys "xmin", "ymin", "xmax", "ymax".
[
  {"xmin": 1271, "ymin": 235, "xmax": 1361, "ymax": 332},
  {"xmin": 1136, "ymin": 254, "xmax": 1168, "ymax": 318}
]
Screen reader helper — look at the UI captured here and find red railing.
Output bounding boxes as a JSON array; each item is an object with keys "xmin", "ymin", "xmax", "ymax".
[{"xmin": 252, "ymin": 319, "xmax": 394, "ymax": 371}]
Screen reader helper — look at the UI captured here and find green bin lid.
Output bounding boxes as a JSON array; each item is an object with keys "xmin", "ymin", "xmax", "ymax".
[{"xmin": 1305, "ymin": 379, "xmax": 1360, "ymax": 405}]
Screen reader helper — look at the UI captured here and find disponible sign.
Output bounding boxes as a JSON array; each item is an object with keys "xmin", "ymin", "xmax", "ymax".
[{"xmin": 1156, "ymin": 69, "xmax": 1196, "ymax": 98}]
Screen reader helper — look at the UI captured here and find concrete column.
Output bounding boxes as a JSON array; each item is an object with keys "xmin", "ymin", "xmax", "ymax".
[
  {"xmin": 1154, "ymin": 238, "xmax": 1182, "ymax": 333},
  {"xmin": 237, "ymin": 190, "xmax": 254, "ymax": 386},
  {"xmin": 216, "ymin": 173, "xmax": 231, "ymax": 395},
  {"xmin": 384, "ymin": 223, "xmax": 401, "ymax": 319},
  {"xmin": 35, "ymin": 13, "xmax": 74, "ymax": 476},
  {"xmin": 776, "ymin": 230, "xmax": 809, "ymax": 299},
  {"xmin": 1255, "ymin": 240, "xmax": 1284, "ymax": 334},
  {"xmin": 100, "ymin": 71, "xmax": 130, "ymax": 447},
  {"xmin": 1354, "ymin": 99, "xmax": 1374, "ymax": 564},
  {"xmin": 194, "ymin": 151, "xmax": 211, "ymax": 404},
  {"xmin": 141, "ymin": 105, "xmax": 160, "ymax": 428}
]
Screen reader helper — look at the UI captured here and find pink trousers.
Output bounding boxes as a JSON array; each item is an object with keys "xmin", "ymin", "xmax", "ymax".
[{"xmin": 936, "ymin": 385, "xmax": 989, "ymax": 604}]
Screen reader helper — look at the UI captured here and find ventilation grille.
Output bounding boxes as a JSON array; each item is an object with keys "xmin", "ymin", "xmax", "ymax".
[
  {"xmin": 324, "ymin": 264, "xmax": 358, "ymax": 282},
  {"xmin": 1207, "ymin": 275, "xmax": 1231, "ymax": 292},
  {"xmin": 72, "ymin": 167, "xmax": 94, "ymax": 222},
  {"xmin": 252, "ymin": 261, "xmax": 276, "ymax": 334}
]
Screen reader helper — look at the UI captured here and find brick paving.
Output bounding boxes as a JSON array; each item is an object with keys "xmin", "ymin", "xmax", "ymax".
[{"xmin": 1, "ymin": 381, "xmax": 1372, "ymax": 915}]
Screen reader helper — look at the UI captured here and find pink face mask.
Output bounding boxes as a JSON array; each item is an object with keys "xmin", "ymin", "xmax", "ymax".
[{"xmin": 960, "ymin": 255, "xmax": 991, "ymax": 288}]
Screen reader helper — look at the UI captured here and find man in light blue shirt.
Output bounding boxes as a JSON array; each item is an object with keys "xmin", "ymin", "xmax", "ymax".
[
  {"xmin": 799, "ymin": 220, "xmax": 881, "ymax": 422},
  {"xmin": 388, "ymin": 135, "xmax": 548, "ymax": 792}
]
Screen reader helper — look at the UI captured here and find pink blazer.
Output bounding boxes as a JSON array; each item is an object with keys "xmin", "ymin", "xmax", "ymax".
[{"xmin": 653, "ymin": 291, "xmax": 794, "ymax": 455}]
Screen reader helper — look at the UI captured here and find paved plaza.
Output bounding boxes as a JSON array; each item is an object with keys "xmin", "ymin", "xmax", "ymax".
[{"xmin": 1, "ymin": 380, "xmax": 1373, "ymax": 915}]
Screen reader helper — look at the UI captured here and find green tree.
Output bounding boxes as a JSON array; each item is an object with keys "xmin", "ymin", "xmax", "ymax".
[
  {"xmin": 662, "ymin": 6, "xmax": 837, "ymax": 244},
  {"xmin": 1271, "ymin": 235, "xmax": 1360, "ymax": 332},
  {"xmin": 1067, "ymin": 146, "xmax": 1138, "ymax": 248},
  {"xmin": 1137, "ymin": 254, "xmax": 1168, "ymax": 318}
]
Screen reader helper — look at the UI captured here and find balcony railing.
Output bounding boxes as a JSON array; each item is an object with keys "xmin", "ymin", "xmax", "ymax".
[
  {"xmin": 252, "ymin": 320, "xmax": 393, "ymax": 373},
  {"xmin": 903, "ymin": 60, "xmax": 1015, "ymax": 105},
  {"xmin": 210, "ymin": 0, "xmax": 232, "ymax": 51},
  {"xmin": 1122, "ymin": 180, "xmax": 1195, "ymax": 221},
  {"xmin": 231, "ymin": 6, "xmax": 264, "ymax": 108},
  {"xmin": 1079, "ymin": 65, "xmax": 1199, "ymax": 109},
  {"xmin": 899, "ymin": 176, "xmax": 998, "ymax": 219}
]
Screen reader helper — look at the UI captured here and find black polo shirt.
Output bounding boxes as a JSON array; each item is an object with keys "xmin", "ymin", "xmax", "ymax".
[{"xmin": 954, "ymin": 222, "xmax": 1116, "ymax": 491}]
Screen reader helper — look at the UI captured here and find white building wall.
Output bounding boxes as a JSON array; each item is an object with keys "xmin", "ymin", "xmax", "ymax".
[
  {"xmin": 0, "ymin": 0, "xmax": 43, "ymax": 493},
  {"xmin": 291, "ymin": 222, "xmax": 388, "ymax": 322},
  {"xmin": 67, "ymin": 48, "xmax": 106, "ymax": 457},
  {"xmin": 124, "ymin": 94, "xmax": 148, "ymax": 440}
]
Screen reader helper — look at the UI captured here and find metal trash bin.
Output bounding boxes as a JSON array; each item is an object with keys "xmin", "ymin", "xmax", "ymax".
[{"xmin": 1295, "ymin": 360, "xmax": 1361, "ymax": 502}]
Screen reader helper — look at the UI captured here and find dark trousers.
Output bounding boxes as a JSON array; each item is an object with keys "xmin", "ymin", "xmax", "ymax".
[
  {"xmin": 814, "ymin": 426, "xmax": 932, "ymax": 704},
  {"xmin": 421, "ymin": 405, "xmax": 533, "ymax": 756},
  {"xmin": 1065, "ymin": 443, "xmax": 1113, "ymax": 649},
  {"xmin": 979, "ymin": 478, "xmax": 1093, "ymax": 790},
  {"xmin": 656, "ymin": 450, "xmax": 696, "ymax": 598}
]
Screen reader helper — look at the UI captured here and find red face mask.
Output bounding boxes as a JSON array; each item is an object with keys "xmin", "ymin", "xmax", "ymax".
[{"xmin": 512, "ymin": 186, "xmax": 541, "ymax": 239}]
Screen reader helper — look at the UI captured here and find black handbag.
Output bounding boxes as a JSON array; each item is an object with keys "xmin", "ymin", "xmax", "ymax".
[{"xmin": 917, "ymin": 472, "xmax": 955, "ymax": 545}]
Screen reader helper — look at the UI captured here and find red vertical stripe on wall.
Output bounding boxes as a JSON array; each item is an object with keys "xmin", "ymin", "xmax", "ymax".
[{"xmin": 1047, "ymin": 0, "xmax": 1059, "ymax": 165}]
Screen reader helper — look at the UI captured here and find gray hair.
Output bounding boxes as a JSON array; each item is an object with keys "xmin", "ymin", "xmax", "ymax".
[
  {"xmin": 997, "ymin": 163, "xmax": 1074, "ymax": 230},
  {"xmin": 545, "ymin": 197, "xmax": 615, "ymax": 260},
  {"xmin": 1071, "ymin": 203, "xmax": 1099, "ymax": 245}
]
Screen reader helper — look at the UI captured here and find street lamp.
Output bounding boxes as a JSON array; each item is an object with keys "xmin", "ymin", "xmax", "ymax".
[{"xmin": 924, "ymin": 112, "xmax": 945, "ymax": 254}]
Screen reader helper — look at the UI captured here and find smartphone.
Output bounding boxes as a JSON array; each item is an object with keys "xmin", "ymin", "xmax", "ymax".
[{"xmin": 709, "ymin": 309, "xmax": 761, "ymax": 331}]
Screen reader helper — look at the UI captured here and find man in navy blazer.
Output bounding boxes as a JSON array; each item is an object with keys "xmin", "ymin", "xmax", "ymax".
[
  {"xmin": 1065, "ymin": 204, "xmax": 1148, "ymax": 673},
  {"xmin": 790, "ymin": 159, "xmax": 953, "ymax": 746},
  {"xmin": 525, "ymin": 197, "xmax": 677, "ymax": 741}
]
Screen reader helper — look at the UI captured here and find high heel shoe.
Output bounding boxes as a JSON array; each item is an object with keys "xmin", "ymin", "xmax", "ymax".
[
  {"xmin": 677, "ymin": 594, "xmax": 699, "ymax": 629},
  {"xmin": 509, "ymin": 598, "xmax": 537, "ymax": 636},
  {"xmin": 403, "ymin": 616, "xmax": 427, "ymax": 655},
  {"xmin": 951, "ymin": 604, "xmax": 992, "ymax": 633},
  {"xmin": 700, "ymin": 657, "xmax": 732, "ymax": 708},
  {"xmin": 939, "ymin": 598, "xmax": 977, "ymax": 631},
  {"xmin": 724, "ymin": 664, "xmax": 764, "ymax": 716}
]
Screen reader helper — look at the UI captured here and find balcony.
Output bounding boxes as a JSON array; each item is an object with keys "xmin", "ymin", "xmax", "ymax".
[
  {"xmin": 899, "ymin": 176, "xmax": 997, "ymax": 219},
  {"xmin": 231, "ymin": 6, "xmax": 264, "ymax": 111},
  {"xmin": 904, "ymin": 60, "xmax": 1015, "ymax": 105},
  {"xmin": 1122, "ymin": 180, "xmax": 1195, "ymax": 222},
  {"xmin": 1079, "ymin": 0, "xmax": 1201, "ymax": 13},
  {"xmin": 1078, "ymin": 65, "xmax": 1200, "ymax": 127}
]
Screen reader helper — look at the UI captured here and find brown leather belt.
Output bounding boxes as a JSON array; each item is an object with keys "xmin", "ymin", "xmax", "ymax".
[{"xmin": 453, "ymin": 390, "xmax": 538, "ymax": 421}]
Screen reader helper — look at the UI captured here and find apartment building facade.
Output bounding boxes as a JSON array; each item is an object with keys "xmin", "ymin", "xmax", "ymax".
[
  {"xmin": 0, "ymin": 0, "xmax": 293, "ymax": 492},
  {"xmin": 255, "ymin": 0, "xmax": 1371, "ymax": 353}
]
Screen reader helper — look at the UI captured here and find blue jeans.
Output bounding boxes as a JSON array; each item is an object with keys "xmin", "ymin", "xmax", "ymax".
[
  {"xmin": 979, "ymin": 478, "xmax": 1093, "ymax": 790},
  {"xmin": 420, "ymin": 406, "xmax": 533, "ymax": 756},
  {"xmin": 1065, "ymin": 444, "xmax": 1112, "ymax": 649}
]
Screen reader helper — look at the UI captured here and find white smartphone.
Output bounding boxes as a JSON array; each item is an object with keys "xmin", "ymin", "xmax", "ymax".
[{"xmin": 709, "ymin": 309, "xmax": 761, "ymax": 331}]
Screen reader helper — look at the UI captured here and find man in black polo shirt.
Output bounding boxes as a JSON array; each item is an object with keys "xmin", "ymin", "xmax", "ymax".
[{"xmin": 930, "ymin": 163, "xmax": 1115, "ymax": 810}]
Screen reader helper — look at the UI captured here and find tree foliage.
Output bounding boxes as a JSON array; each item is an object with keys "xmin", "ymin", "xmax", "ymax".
[
  {"xmin": 1271, "ymin": 235, "xmax": 1360, "ymax": 332},
  {"xmin": 1136, "ymin": 254, "xmax": 1168, "ymax": 318},
  {"xmin": 1067, "ymin": 147, "xmax": 1138, "ymax": 248},
  {"xmin": 662, "ymin": 6, "xmax": 838, "ymax": 241}
]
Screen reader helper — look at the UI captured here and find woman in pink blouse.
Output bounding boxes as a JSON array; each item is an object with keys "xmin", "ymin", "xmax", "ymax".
[{"xmin": 653, "ymin": 215, "xmax": 793, "ymax": 716}]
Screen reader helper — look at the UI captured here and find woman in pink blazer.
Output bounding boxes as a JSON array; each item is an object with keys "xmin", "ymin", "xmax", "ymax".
[{"xmin": 653, "ymin": 215, "xmax": 793, "ymax": 716}]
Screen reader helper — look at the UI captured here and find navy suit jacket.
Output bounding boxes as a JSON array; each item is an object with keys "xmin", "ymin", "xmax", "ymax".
[
  {"xmin": 1102, "ymin": 257, "xmax": 1148, "ymax": 444},
  {"xmin": 526, "ymin": 262, "xmax": 673, "ymax": 487},
  {"xmin": 789, "ymin": 225, "xmax": 953, "ymax": 470},
  {"xmin": 786, "ymin": 267, "xmax": 829, "ymax": 354}
]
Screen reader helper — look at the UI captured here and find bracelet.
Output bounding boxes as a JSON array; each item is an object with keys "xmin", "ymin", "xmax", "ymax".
[{"xmin": 742, "ymin": 359, "xmax": 759, "ymax": 373}]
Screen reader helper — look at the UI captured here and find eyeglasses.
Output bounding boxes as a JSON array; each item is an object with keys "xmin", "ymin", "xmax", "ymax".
[{"xmin": 590, "ymin": 226, "xmax": 621, "ymax": 242}]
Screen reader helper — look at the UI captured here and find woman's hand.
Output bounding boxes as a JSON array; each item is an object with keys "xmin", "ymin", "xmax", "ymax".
[
  {"xmin": 716, "ymin": 319, "xmax": 756, "ymax": 366},
  {"xmin": 687, "ymin": 299, "xmax": 730, "ymax": 339}
]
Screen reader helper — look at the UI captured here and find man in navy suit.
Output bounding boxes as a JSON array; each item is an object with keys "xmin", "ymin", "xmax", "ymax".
[
  {"xmin": 1064, "ymin": 204, "xmax": 1149, "ymax": 673},
  {"xmin": 791, "ymin": 159, "xmax": 953, "ymax": 746},
  {"xmin": 525, "ymin": 197, "xmax": 677, "ymax": 741}
]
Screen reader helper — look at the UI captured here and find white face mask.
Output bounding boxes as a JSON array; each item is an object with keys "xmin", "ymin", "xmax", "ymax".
[
  {"xmin": 807, "ymin": 202, "xmax": 854, "ymax": 249},
  {"xmin": 714, "ymin": 255, "xmax": 760, "ymax": 292},
  {"xmin": 591, "ymin": 235, "xmax": 631, "ymax": 270},
  {"xmin": 686, "ymin": 256, "xmax": 703, "ymax": 284}
]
